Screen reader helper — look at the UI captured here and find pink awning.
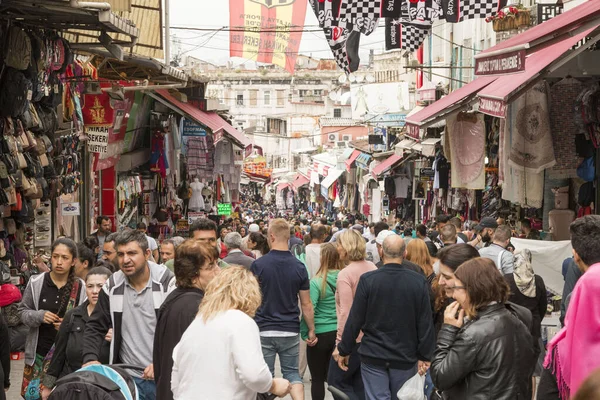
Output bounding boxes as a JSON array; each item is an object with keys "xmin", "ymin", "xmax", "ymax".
[
  {"xmin": 292, "ymin": 174, "xmax": 309, "ymax": 190},
  {"xmin": 477, "ymin": 28, "xmax": 596, "ymax": 117},
  {"xmin": 405, "ymin": 76, "xmax": 497, "ymax": 137},
  {"xmin": 154, "ymin": 89, "xmax": 248, "ymax": 147},
  {"xmin": 276, "ymin": 182, "xmax": 290, "ymax": 192},
  {"xmin": 372, "ymin": 154, "xmax": 403, "ymax": 178},
  {"xmin": 345, "ymin": 150, "xmax": 361, "ymax": 172},
  {"xmin": 476, "ymin": 0, "xmax": 600, "ymax": 59}
]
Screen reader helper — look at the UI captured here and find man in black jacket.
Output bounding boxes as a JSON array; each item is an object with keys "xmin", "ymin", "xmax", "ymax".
[
  {"xmin": 337, "ymin": 234, "xmax": 435, "ymax": 399},
  {"xmin": 0, "ymin": 313, "xmax": 10, "ymax": 400},
  {"xmin": 153, "ymin": 240, "xmax": 220, "ymax": 400}
]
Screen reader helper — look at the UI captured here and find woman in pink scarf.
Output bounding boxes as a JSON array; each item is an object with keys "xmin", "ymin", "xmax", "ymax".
[{"xmin": 538, "ymin": 216, "xmax": 600, "ymax": 400}]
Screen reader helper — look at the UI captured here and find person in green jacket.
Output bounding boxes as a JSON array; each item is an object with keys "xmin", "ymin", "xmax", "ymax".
[{"xmin": 301, "ymin": 243, "xmax": 344, "ymax": 400}]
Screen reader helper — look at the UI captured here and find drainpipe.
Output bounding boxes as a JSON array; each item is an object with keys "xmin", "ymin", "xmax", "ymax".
[{"xmin": 70, "ymin": 0, "xmax": 111, "ymax": 11}]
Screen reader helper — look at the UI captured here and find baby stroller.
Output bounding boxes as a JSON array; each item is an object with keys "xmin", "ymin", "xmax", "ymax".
[{"xmin": 48, "ymin": 364, "xmax": 143, "ymax": 400}]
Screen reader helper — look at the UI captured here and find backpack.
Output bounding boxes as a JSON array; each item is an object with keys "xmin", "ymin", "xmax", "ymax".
[
  {"xmin": 0, "ymin": 68, "xmax": 32, "ymax": 118},
  {"xmin": 578, "ymin": 181, "xmax": 594, "ymax": 207},
  {"xmin": 49, "ymin": 365, "xmax": 139, "ymax": 400},
  {"xmin": 291, "ymin": 242, "xmax": 306, "ymax": 266},
  {"xmin": 577, "ymin": 157, "xmax": 595, "ymax": 182},
  {"xmin": 3, "ymin": 26, "xmax": 32, "ymax": 70}
]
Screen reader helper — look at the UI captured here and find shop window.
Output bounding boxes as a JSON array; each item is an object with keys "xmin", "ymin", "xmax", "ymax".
[
  {"xmin": 334, "ymin": 108, "xmax": 342, "ymax": 118},
  {"xmin": 236, "ymin": 94, "xmax": 244, "ymax": 106},
  {"xmin": 264, "ymin": 91, "xmax": 271, "ymax": 106}
]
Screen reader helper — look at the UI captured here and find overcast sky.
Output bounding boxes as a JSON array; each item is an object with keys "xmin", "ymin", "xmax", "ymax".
[{"xmin": 169, "ymin": 0, "xmax": 386, "ymax": 68}]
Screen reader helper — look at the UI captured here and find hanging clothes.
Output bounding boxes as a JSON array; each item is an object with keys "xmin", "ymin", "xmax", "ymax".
[{"xmin": 447, "ymin": 111, "xmax": 486, "ymax": 190}]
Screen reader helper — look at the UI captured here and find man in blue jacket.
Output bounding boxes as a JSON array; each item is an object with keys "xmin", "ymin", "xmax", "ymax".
[{"xmin": 337, "ymin": 234, "xmax": 435, "ymax": 399}]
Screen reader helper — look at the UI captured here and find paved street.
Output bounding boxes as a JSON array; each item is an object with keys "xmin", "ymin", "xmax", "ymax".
[{"xmin": 6, "ymin": 358, "xmax": 333, "ymax": 400}]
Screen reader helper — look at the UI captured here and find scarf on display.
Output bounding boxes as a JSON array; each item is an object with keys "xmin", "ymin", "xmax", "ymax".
[
  {"xmin": 500, "ymin": 103, "xmax": 544, "ymax": 208},
  {"xmin": 544, "ymin": 263, "xmax": 600, "ymax": 400},
  {"xmin": 446, "ymin": 111, "xmax": 486, "ymax": 190},
  {"xmin": 508, "ymin": 82, "xmax": 556, "ymax": 173},
  {"xmin": 512, "ymin": 249, "xmax": 536, "ymax": 297}
]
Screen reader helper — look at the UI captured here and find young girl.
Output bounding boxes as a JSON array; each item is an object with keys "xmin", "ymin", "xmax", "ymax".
[
  {"xmin": 19, "ymin": 238, "xmax": 86, "ymax": 400},
  {"xmin": 302, "ymin": 243, "xmax": 344, "ymax": 400},
  {"xmin": 40, "ymin": 265, "xmax": 113, "ymax": 399}
]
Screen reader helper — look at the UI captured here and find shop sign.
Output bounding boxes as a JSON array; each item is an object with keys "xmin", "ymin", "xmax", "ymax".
[
  {"xmin": 217, "ymin": 203, "xmax": 232, "ymax": 216},
  {"xmin": 406, "ymin": 123, "xmax": 421, "ymax": 139},
  {"xmin": 478, "ymin": 98, "xmax": 507, "ymax": 118},
  {"xmin": 475, "ymin": 50, "xmax": 526, "ymax": 76},
  {"xmin": 182, "ymin": 118, "xmax": 207, "ymax": 137},
  {"xmin": 176, "ymin": 220, "xmax": 189, "ymax": 233},
  {"xmin": 61, "ymin": 202, "xmax": 80, "ymax": 216},
  {"xmin": 420, "ymin": 168, "xmax": 435, "ymax": 180},
  {"xmin": 86, "ymin": 127, "xmax": 109, "ymax": 153},
  {"xmin": 188, "ymin": 212, "xmax": 206, "ymax": 224},
  {"xmin": 366, "ymin": 113, "xmax": 407, "ymax": 127}
]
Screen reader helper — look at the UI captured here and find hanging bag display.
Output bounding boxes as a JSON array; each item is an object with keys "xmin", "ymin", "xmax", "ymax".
[
  {"xmin": 3, "ymin": 26, "xmax": 32, "ymax": 71},
  {"xmin": 576, "ymin": 157, "xmax": 595, "ymax": 182},
  {"xmin": 0, "ymin": 68, "xmax": 32, "ymax": 118}
]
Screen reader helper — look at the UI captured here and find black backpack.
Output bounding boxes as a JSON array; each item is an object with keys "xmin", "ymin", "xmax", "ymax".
[
  {"xmin": 49, "ymin": 367, "xmax": 138, "ymax": 400},
  {"xmin": 0, "ymin": 68, "xmax": 32, "ymax": 118},
  {"xmin": 578, "ymin": 181, "xmax": 594, "ymax": 207}
]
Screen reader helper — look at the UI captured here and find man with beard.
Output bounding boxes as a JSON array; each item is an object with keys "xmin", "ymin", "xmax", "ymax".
[
  {"xmin": 101, "ymin": 233, "xmax": 120, "ymax": 271},
  {"xmin": 471, "ymin": 217, "xmax": 498, "ymax": 248},
  {"xmin": 92, "ymin": 216, "xmax": 112, "ymax": 259}
]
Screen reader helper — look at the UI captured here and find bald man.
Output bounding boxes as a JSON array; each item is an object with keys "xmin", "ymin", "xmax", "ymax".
[{"xmin": 336, "ymin": 234, "xmax": 435, "ymax": 400}]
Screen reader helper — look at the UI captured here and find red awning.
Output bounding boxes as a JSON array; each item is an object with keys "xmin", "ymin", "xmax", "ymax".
[
  {"xmin": 276, "ymin": 182, "xmax": 290, "ymax": 192},
  {"xmin": 292, "ymin": 174, "xmax": 309, "ymax": 190},
  {"xmin": 477, "ymin": 28, "xmax": 595, "ymax": 117},
  {"xmin": 154, "ymin": 89, "xmax": 248, "ymax": 147},
  {"xmin": 476, "ymin": 1, "xmax": 600, "ymax": 59},
  {"xmin": 372, "ymin": 154, "xmax": 403, "ymax": 178},
  {"xmin": 404, "ymin": 76, "xmax": 497, "ymax": 137},
  {"xmin": 345, "ymin": 150, "xmax": 361, "ymax": 172}
]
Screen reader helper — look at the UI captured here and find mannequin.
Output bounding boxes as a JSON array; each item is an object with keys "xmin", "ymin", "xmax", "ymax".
[{"xmin": 189, "ymin": 177, "xmax": 205, "ymax": 211}]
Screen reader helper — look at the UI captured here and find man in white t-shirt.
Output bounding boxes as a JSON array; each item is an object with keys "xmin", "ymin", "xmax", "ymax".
[
  {"xmin": 365, "ymin": 222, "xmax": 389, "ymax": 265},
  {"xmin": 305, "ymin": 224, "xmax": 327, "ymax": 278},
  {"xmin": 137, "ymin": 222, "xmax": 159, "ymax": 262}
]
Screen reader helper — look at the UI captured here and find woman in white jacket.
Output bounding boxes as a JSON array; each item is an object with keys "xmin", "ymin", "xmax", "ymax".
[{"xmin": 171, "ymin": 266, "xmax": 291, "ymax": 400}]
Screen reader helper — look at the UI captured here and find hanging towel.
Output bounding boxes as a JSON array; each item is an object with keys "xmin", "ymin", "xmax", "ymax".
[
  {"xmin": 508, "ymin": 82, "xmax": 556, "ymax": 173},
  {"xmin": 447, "ymin": 111, "xmax": 486, "ymax": 190}
]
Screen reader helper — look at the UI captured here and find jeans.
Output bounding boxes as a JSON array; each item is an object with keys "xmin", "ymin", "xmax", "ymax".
[
  {"xmin": 307, "ymin": 331, "xmax": 337, "ymax": 400},
  {"xmin": 261, "ymin": 335, "xmax": 303, "ymax": 384},
  {"xmin": 133, "ymin": 377, "xmax": 156, "ymax": 400},
  {"xmin": 327, "ymin": 344, "xmax": 365, "ymax": 400},
  {"xmin": 361, "ymin": 362, "xmax": 417, "ymax": 400},
  {"xmin": 537, "ymin": 368, "xmax": 561, "ymax": 400}
]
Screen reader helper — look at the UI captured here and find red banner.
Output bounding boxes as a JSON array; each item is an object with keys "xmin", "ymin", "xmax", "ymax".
[{"xmin": 229, "ymin": 0, "xmax": 307, "ymax": 74}]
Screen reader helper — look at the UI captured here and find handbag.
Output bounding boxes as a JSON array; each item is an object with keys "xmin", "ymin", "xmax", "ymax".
[
  {"xmin": 17, "ymin": 152, "xmax": 28, "ymax": 170},
  {"xmin": 39, "ymin": 153, "xmax": 49, "ymax": 167},
  {"xmin": 23, "ymin": 177, "xmax": 39, "ymax": 198}
]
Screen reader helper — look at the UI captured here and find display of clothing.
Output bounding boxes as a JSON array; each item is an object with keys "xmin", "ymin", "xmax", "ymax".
[
  {"xmin": 447, "ymin": 111, "xmax": 486, "ymax": 190},
  {"xmin": 394, "ymin": 176, "xmax": 410, "ymax": 199},
  {"xmin": 189, "ymin": 179, "xmax": 205, "ymax": 211}
]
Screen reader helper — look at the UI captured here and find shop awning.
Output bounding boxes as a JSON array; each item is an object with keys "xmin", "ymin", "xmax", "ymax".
[
  {"xmin": 152, "ymin": 89, "xmax": 248, "ymax": 147},
  {"xmin": 320, "ymin": 169, "xmax": 345, "ymax": 189},
  {"xmin": 475, "ymin": 0, "xmax": 600, "ymax": 62},
  {"xmin": 405, "ymin": 76, "xmax": 498, "ymax": 139},
  {"xmin": 477, "ymin": 28, "xmax": 596, "ymax": 117},
  {"xmin": 292, "ymin": 174, "xmax": 310, "ymax": 190},
  {"xmin": 372, "ymin": 154, "xmax": 403, "ymax": 179},
  {"xmin": 276, "ymin": 182, "xmax": 290, "ymax": 192},
  {"xmin": 345, "ymin": 150, "xmax": 361, "ymax": 172}
]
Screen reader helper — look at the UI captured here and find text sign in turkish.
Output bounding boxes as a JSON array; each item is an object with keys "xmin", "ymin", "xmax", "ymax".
[
  {"xmin": 475, "ymin": 50, "xmax": 526, "ymax": 76},
  {"xmin": 86, "ymin": 127, "xmax": 109, "ymax": 153},
  {"xmin": 217, "ymin": 203, "xmax": 232, "ymax": 216},
  {"xmin": 479, "ymin": 97, "xmax": 507, "ymax": 118},
  {"xmin": 182, "ymin": 118, "xmax": 207, "ymax": 137}
]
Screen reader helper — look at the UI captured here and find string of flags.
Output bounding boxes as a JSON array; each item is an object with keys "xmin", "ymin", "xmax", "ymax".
[{"xmin": 310, "ymin": 0, "xmax": 508, "ymax": 73}]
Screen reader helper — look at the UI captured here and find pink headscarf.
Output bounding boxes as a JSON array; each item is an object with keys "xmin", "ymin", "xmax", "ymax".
[{"xmin": 544, "ymin": 263, "xmax": 600, "ymax": 399}]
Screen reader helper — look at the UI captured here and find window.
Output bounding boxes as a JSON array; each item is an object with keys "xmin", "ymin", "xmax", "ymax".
[
  {"xmin": 264, "ymin": 91, "xmax": 271, "ymax": 106},
  {"xmin": 236, "ymin": 93, "xmax": 244, "ymax": 106},
  {"xmin": 277, "ymin": 90, "xmax": 285, "ymax": 106},
  {"xmin": 314, "ymin": 89, "xmax": 323, "ymax": 96},
  {"xmin": 334, "ymin": 108, "xmax": 342, "ymax": 118},
  {"xmin": 249, "ymin": 90, "xmax": 257, "ymax": 107}
]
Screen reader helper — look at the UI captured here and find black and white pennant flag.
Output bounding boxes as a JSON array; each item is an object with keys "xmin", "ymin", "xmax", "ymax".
[{"xmin": 385, "ymin": 18, "xmax": 431, "ymax": 52}]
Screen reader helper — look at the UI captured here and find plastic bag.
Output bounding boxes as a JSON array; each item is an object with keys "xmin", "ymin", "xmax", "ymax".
[{"xmin": 397, "ymin": 372, "xmax": 426, "ymax": 400}]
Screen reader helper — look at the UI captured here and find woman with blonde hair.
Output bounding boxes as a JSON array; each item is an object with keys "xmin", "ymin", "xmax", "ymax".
[
  {"xmin": 301, "ymin": 243, "xmax": 345, "ymax": 400},
  {"xmin": 171, "ymin": 267, "xmax": 291, "ymax": 400},
  {"xmin": 406, "ymin": 239, "xmax": 436, "ymax": 285},
  {"xmin": 329, "ymin": 229, "xmax": 377, "ymax": 399}
]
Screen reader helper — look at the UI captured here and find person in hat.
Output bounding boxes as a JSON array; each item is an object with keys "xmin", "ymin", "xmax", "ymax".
[
  {"xmin": 478, "ymin": 225, "xmax": 515, "ymax": 275},
  {"xmin": 242, "ymin": 224, "xmax": 261, "ymax": 252},
  {"xmin": 469, "ymin": 217, "xmax": 498, "ymax": 248}
]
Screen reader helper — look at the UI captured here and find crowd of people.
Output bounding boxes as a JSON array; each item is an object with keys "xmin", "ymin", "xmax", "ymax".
[{"xmin": 0, "ymin": 207, "xmax": 599, "ymax": 400}]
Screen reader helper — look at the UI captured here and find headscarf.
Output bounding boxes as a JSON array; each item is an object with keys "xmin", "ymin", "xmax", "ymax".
[
  {"xmin": 513, "ymin": 249, "xmax": 536, "ymax": 297},
  {"xmin": 544, "ymin": 262, "xmax": 600, "ymax": 399}
]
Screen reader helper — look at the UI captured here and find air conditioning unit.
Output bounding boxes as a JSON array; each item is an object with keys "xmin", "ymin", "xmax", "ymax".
[
  {"xmin": 327, "ymin": 133, "xmax": 339, "ymax": 142},
  {"xmin": 336, "ymin": 141, "xmax": 348, "ymax": 148},
  {"xmin": 341, "ymin": 134, "xmax": 352, "ymax": 142}
]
